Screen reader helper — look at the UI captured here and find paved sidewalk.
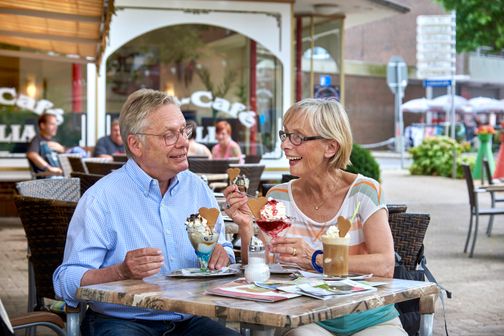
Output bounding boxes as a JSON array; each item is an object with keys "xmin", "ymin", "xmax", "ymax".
[{"xmin": 1, "ymin": 169, "xmax": 503, "ymax": 335}]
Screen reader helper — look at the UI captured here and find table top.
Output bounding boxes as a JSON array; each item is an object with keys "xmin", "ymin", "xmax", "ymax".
[
  {"xmin": 480, "ymin": 184, "xmax": 504, "ymax": 192},
  {"xmin": 77, "ymin": 274, "xmax": 439, "ymax": 328}
]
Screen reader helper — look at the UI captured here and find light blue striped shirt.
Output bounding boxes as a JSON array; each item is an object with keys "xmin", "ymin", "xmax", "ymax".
[{"xmin": 53, "ymin": 159, "xmax": 234, "ymax": 320}]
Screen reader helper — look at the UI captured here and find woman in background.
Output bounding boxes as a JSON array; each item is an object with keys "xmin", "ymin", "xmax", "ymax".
[
  {"xmin": 212, "ymin": 120, "xmax": 243, "ymax": 163},
  {"xmin": 187, "ymin": 120, "xmax": 212, "ymax": 158}
]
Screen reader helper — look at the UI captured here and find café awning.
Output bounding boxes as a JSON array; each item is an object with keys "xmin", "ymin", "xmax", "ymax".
[{"xmin": 0, "ymin": 0, "xmax": 113, "ymax": 66}]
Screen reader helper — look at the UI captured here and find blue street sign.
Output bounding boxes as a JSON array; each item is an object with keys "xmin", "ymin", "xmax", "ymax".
[
  {"xmin": 320, "ymin": 75, "xmax": 332, "ymax": 86},
  {"xmin": 423, "ymin": 79, "xmax": 452, "ymax": 87}
]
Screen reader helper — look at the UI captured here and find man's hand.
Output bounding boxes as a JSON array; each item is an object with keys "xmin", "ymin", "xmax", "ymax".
[
  {"xmin": 118, "ymin": 248, "xmax": 164, "ymax": 280},
  {"xmin": 47, "ymin": 166, "xmax": 63, "ymax": 175},
  {"xmin": 47, "ymin": 141, "xmax": 65, "ymax": 153},
  {"xmin": 208, "ymin": 244, "xmax": 230, "ymax": 270}
]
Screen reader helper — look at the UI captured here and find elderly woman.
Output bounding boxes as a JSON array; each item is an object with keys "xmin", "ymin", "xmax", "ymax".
[{"xmin": 224, "ymin": 98, "xmax": 406, "ymax": 336}]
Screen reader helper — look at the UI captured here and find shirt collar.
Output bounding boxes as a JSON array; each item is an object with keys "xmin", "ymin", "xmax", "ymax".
[{"xmin": 124, "ymin": 159, "xmax": 181, "ymax": 197}]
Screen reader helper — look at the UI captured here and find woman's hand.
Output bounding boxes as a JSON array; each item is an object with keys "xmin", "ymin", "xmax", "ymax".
[
  {"xmin": 271, "ymin": 237, "xmax": 316, "ymax": 270},
  {"xmin": 223, "ymin": 185, "xmax": 253, "ymax": 236}
]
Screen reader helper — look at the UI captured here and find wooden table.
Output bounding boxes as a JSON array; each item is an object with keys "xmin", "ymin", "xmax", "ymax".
[{"xmin": 77, "ymin": 275, "xmax": 439, "ymax": 335}]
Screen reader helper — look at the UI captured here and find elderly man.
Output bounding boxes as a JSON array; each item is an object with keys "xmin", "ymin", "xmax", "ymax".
[
  {"xmin": 26, "ymin": 113, "xmax": 64, "ymax": 177},
  {"xmin": 93, "ymin": 119, "xmax": 125, "ymax": 159},
  {"xmin": 53, "ymin": 89, "xmax": 238, "ymax": 336}
]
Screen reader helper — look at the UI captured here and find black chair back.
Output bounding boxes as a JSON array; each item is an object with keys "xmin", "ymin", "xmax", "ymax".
[
  {"xmin": 229, "ymin": 163, "xmax": 265, "ymax": 196},
  {"xmin": 112, "ymin": 154, "xmax": 128, "ymax": 162},
  {"xmin": 85, "ymin": 161, "xmax": 124, "ymax": 175},
  {"xmin": 68, "ymin": 156, "xmax": 87, "ymax": 173},
  {"xmin": 188, "ymin": 158, "xmax": 239, "ymax": 174},
  {"xmin": 462, "ymin": 164, "xmax": 476, "ymax": 208},
  {"xmin": 70, "ymin": 172, "xmax": 104, "ymax": 195}
]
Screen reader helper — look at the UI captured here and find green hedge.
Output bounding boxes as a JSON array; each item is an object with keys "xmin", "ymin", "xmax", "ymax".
[
  {"xmin": 409, "ymin": 136, "xmax": 474, "ymax": 178},
  {"xmin": 346, "ymin": 144, "xmax": 381, "ymax": 181}
]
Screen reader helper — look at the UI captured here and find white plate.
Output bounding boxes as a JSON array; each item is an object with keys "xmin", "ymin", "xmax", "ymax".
[{"xmin": 168, "ymin": 267, "xmax": 240, "ymax": 278}]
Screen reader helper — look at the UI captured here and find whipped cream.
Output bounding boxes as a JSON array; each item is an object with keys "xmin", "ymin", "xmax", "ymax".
[
  {"xmin": 185, "ymin": 214, "xmax": 213, "ymax": 235},
  {"xmin": 325, "ymin": 225, "xmax": 340, "ymax": 238},
  {"xmin": 260, "ymin": 199, "xmax": 287, "ymax": 221}
]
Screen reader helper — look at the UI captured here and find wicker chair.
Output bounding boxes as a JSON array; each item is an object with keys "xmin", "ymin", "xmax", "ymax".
[
  {"xmin": 188, "ymin": 157, "xmax": 239, "ymax": 174},
  {"xmin": 388, "ymin": 212, "xmax": 429, "ymax": 272},
  {"xmin": 70, "ymin": 172, "xmax": 104, "ymax": 195},
  {"xmin": 1, "ymin": 298, "xmax": 66, "ymax": 336},
  {"xmin": 229, "ymin": 163, "xmax": 265, "ymax": 197},
  {"xmin": 85, "ymin": 161, "xmax": 124, "ymax": 175},
  {"xmin": 16, "ymin": 178, "xmax": 80, "ymax": 202},
  {"xmin": 14, "ymin": 196, "xmax": 81, "ymax": 336},
  {"xmin": 57, "ymin": 154, "xmax": 82, "ymax": 178},
  {"xmin": 68, "ymin": 156, "xmax": 87, "ymax": 173}
]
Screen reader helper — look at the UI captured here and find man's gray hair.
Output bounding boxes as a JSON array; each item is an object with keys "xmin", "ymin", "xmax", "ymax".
[{"xmin": 119, "ymin": 89, "xmax": 177, "ymax": 157}]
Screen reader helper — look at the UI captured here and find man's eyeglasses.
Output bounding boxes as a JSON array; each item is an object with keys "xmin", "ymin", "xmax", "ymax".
[
  {"xmin": 279, "ymin": 130, "xmax": 325, "ymax": 146},
  {"xmin": 135, "ymin": 125, "xmax": 193, "ymax": 146}
]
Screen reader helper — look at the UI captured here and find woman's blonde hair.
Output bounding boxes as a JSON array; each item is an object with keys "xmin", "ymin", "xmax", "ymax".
[{"xmin": 284, "ymin": 98, "xmax": 352, "ymax": 169}]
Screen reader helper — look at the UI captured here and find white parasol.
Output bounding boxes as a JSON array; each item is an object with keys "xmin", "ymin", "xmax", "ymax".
[
  {"xmin": 429, "ymin": 94, "xmax": 469, "ymax": 112},
  {"xmin": 401, "ymin": 98, "xmax": 431, "ymax": 113},
  {"xmin": 468, "ymin": 97, "xmax": 504, "ymax": 113}
]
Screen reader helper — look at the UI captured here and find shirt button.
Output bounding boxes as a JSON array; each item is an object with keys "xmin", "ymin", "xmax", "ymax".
[
  {"xmin": 165, "ymin": 229, "xmax": 171, "ymax": 235},
  {"xmin": 169, "ymin": 257, "xmax": 175, "ymax": 261}
]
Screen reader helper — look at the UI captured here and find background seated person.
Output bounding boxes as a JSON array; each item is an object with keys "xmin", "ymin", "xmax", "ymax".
[
  {"xmin": 53, "ymin": 89, "xmax": 238, "ymax": 336},
  {"xmin": 211, "ymin": 120, "xmax": 243, "ymax": 163},
  {"xmin": 224, "ymin": 98, "xmax": 405, "ymax": 336},
  {"xmin": 26, "ymin": 113, "xmax": 64, "ymax": 178},
  {"xmin": 187, "ymin": 120, "xmax": 212, "ymax": 158},
  {"xmin": 93, "ymin": 119, "xmax": 125, "ymax": 159}
]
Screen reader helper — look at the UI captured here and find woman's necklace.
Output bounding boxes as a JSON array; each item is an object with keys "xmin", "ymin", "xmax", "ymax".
[{"xmin": 312, "ymin": 173, "xmax": 342, "ymax": 211}]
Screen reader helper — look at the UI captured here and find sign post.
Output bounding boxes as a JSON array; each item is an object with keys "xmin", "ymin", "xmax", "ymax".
[
  {"xmin": 387, "ymin": 56, "xmax": 408, "ymax": 169},
  {"xmin": 417, "ymin": 12, "xmax": 457, "ymax": 177}
]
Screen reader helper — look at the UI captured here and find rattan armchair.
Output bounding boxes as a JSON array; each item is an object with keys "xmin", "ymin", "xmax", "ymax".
[
  {"xmin": 14, "ymin": 195, "xmax": 81, "ymax": 336},
  {"xmin": 188, "ymin": 158, "xmax": 239, "ymax": 174},
  {"xmin": 70, "ymin": 172, "xmax": 104, "ymax": 195},
  {"xmin": 16, "ymin": 178, "xmax": 80, "ymax": 202},
  {"xmin": 389, "ymin": 212, "xmax": 429, "ymax": 272},
  {"xmin": 388, "ymin": 211, "xmax": 435, "ymax": 335},
  {"xmin": 229, "ymin": 163, "xmax": 265, "ymax": 196},
  {"xmin": 57, "ymin": 154, "xmax": 83, "ymax": 178},
  {"xmin": 1, "ymin": 298, "xmax": 66, "ymax": 336},
  {"xmin": 84, "ymin": 161, "xmax": 124, "ymax": 175}
]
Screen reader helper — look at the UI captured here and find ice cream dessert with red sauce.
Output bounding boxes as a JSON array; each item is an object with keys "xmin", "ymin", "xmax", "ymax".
[{"xmin": 253, "ymin": 198, "xmax": 291, "ymax": 239}]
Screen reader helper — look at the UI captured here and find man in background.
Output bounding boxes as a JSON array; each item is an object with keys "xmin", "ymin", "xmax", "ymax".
[
  {"xmin": 26, "ymin": 113, "xmax": 64, "ymax": 177},
  {"xmin": 93, "ymin": 119, "xmax": 125, "ymax": 159}
]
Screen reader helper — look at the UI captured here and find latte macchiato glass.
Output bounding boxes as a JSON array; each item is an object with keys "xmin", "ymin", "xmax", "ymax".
[{"xmin": 321, "ymin": 235, "xmax": 349, "ymax": 276}]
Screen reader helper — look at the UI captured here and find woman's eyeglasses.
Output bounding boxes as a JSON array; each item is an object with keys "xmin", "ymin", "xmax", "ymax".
[
  {"xmin": 135, "ymin": 125, "xmax": 193, "ymax": 146},
  {"xmin": 279, "ymin": 130, "xmax": 324, "ymax": 146}
]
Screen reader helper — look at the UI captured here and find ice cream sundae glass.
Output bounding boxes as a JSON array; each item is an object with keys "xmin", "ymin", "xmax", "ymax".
[
  {"xmin": 185, "ymin": 208, "xmax": 220, "ymax": 271},
  {"xmin": 247, "ymin": 197, "xmax": 291, "ymax": 264}
]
